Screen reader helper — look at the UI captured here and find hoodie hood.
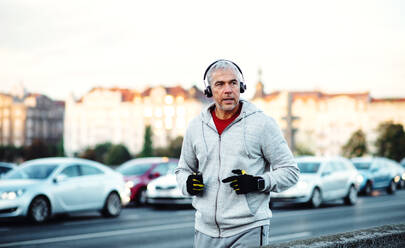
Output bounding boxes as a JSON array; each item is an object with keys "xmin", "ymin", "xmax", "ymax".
[{"xmin": 199, "ymin": 100, "xmax": 262, "ymax": 159}]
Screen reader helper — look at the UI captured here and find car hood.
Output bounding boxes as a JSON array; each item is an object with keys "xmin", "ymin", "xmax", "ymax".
[
  {"xmin": 150, "ymin": 174, "xmax": 177, "ymax": 187},
  {"xmin": 298, "ymin": 173, "xmax": 319, "ymax": 182},
  {"xmin": 356, "ymin": 169, "xmax": 371, "ymax": 177},
  {"xmin": 0, "ymin": 179, "xmax": 43, "ymax": 190},
  {"xmin": 124, "ymin": 175, "xmax": 141, "ymax": 181}
]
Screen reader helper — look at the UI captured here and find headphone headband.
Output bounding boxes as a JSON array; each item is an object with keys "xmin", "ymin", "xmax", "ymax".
[{"xmin": 203, "ymin": 59, "xmax": 244, "ymax": 81}]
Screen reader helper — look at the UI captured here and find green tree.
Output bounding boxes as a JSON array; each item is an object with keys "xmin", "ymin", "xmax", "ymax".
[
  {"xmin": 0, "ymin": 145, "xmax": 23, "ymax": 162},
  {"xmin": 342, "ymin": 129, "xmax": 368, "ymax": 158},
  {"xmin": 375, "ymin": 121, "xmax": 405, "ymax": 162},
  {"xmin": 167, "ymin": 136, "xmax": 183, "ymax": 158},
  {"xmin": 24, "ymin": 139, "xmax": 50, "ymax": 160},
  {"xmin": 94, "ymin": 142, "xmax": 112, "ymax": 163},
  {"xmin": 294, "ymin": 143, "xmax": 315, "ymax": 156},
  {"xmin": 139, "ymin": 125, "xmax": 153, "ymax": 157},
  {"xmin": 153, "ymin": 136, "xmax": 183, "ymax": 158},
  {"xmin": 105, "ymin": 144, "xmax": 132, "ymax": 165},
  {"xmin": 56, "ymin": 138, "xmax": 65, "ymax": 157},
  {"xmin": 79, "ymin": 147, "xmax": 97, "ymax": 161}
]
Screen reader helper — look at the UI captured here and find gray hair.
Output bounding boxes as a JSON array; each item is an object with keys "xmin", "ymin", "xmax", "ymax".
[{"xmin": 206, "ymin": 60, "xmax": 244, "ymax": 86}]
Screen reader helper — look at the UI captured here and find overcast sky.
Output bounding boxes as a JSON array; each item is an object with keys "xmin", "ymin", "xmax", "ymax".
[{"xmin": 0, "ymin": 0, "xmax": 404, "ymax": 101}]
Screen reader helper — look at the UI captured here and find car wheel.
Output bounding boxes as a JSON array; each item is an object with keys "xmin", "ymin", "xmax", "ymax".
[
  {"xmin": 102, "ymin": 192, "xmax": 122, "ymax": 217},
  {"xmin": 364, "ymin": 181, "xmax": 373, "ymax": 196},
  {"xmin": 28, "ymin": 196, "xmax": 51, "ymax": 224},
  {"xmin": 137, "ymin": 188, "xmax": 147, "ymax": 206},
  {"xmin": 344, "ymin": 185, "xmax": 357, "ymax": 205},
  {"xmin": 309, "ymin": 188, "xmax": 322, "ymax": 208},
  {"xmin": 387, "ymin": 180, "xmax": 396, "ymax": 194}
]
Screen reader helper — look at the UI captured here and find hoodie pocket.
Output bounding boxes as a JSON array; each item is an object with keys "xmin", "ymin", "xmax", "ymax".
[{"xmin": 245, "ymin": 193, "xmax": 265, "ymax": 215}]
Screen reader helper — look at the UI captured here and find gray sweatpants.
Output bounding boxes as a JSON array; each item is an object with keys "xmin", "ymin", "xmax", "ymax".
[{"xmin": 194, "ymin": 225, "xmax": 270, "ymax": 248}]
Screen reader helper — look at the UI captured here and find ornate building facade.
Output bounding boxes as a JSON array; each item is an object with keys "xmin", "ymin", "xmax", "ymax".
[
  {"xmin": 0, "ymin": 89, "xmax": 64, "ymax": 147},
  {"xmin": 252, "ymin": 81, "xmax": 405, "ymax": 156},
  {"xmin": 64, "ymin": 86, "xmax": 205, "ymax": 156}
]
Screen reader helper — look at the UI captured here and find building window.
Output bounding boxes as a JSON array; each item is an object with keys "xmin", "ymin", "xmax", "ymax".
[
  {"xmin": 155, "ymin": 107, "xmax": 162, "ymax": 118},
  {"xmin": 164, "ymin": 106, "xmax": 175, "ymax": 117},
  {"xmin": 144, "ymin": 107, "xmax": 153, "ymax": 117},
  {"xmin": 164, "ymin": 95, "xmax": 174, "ymax": 105}
]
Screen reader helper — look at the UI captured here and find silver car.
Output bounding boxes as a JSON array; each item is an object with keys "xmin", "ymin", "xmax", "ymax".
[
  {"xmin": 146, "ymin": 163, "xmax": 192, "ymax": 205},
  {"xmin": 271, "ymin": 156, "xmax": 360, "ymax": 208},
  {"xmin": 0, "ymin": 157, "xmax": 130, "ymax": 223}
]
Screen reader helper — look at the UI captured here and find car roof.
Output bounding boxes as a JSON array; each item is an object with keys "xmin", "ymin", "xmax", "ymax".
[
  {"xmin": 20, "ymin": 157, "xmax": 104, "ymax": 167},
  {"xmin": 296, "ymin": 156, "xmax": 346, "ymax": 162},
  {"xmin": 119, "ymin": 157, "xmax": 176, "ymax": 166}
]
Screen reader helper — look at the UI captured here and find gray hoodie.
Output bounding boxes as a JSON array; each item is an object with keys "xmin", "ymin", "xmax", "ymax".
[{"xmin": 175, "ymin": 100, "xmax": 299, "ymax": 238}]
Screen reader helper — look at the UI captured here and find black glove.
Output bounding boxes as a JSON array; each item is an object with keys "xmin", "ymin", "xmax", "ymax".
[
  {"xmin": 222, "ymin": 169, "xmax": 263, "ymax": 194},
  {"xmin": 187, "ymin": 173, "xmax": 204, "ymax": 195}
]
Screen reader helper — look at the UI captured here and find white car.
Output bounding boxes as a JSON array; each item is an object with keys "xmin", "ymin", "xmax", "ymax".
[
  {"xmin": 146, "ymin": 164, "xmax": 192, "ymax": 205},
  {"xmin": 0, "ymin": 162, "xmax": 16, "ymax": 178},
  {"xmin": 271, "ymin": 156, "xmax": 360, "ymax": 208},
  {"xmin": 0, "ymin": 157, "xmax": 130, "ymax": 223}
]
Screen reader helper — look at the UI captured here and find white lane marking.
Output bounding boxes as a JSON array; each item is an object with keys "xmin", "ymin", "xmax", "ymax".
[
  {"xmin": 0, "ymin": 222, "xmax": 194, "ymax": 247},
  {"xmin": 271, "ymin": 232, "xmax": 311, "ymax": 242}
]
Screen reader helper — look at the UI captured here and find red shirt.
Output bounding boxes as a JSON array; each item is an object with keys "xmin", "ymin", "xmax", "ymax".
[{"xmin": 211, "ymin": 104, "xmax": 242, "ymax": 135}]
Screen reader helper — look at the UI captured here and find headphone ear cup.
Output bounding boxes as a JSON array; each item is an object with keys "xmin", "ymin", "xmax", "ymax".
[
  {"xmin": 240, "ymin": 82, "xmax": 246, "ymax": 94},
  {"xmin": 204, "ymin": 85, "xmax": 213, "ymax": 98}
]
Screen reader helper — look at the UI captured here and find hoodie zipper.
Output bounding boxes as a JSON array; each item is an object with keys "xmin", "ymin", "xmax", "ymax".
[{"xmin": 214, "ymin": 134, "xmax": 221, "ymax": 237}]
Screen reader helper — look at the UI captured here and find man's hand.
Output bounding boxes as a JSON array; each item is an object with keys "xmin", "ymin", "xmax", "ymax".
[
  {"xmin": 187, "ymin": 173, "xmax": 204, "ymax": 195},
  {"xmin": 222, "ymin": 169, "xmax": 263, "ymax": 194}
]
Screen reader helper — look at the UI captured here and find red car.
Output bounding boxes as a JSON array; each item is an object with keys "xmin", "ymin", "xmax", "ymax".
[{"xmin": 116, "ymin": 157, "xmax": 179, "ymax": 205}]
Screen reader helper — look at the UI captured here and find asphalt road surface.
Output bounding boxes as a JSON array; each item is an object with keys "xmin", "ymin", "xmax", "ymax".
[{"xmin": 1, "ymin": 190, "xmax": 405, "ymax": 248}]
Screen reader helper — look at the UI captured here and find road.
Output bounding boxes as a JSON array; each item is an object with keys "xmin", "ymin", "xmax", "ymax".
[{"xmin": 1, "ymin": 190, "xmax": 405, "ymax": 248}]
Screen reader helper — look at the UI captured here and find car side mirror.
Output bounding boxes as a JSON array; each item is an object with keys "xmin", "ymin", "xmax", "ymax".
[
  {"xmin": 149, "ymin": 172, "xmax": 160, "ymax": 179},
  {"xmin": 53, "ymin": 174, "xmax": 67, "ymax": 184}
]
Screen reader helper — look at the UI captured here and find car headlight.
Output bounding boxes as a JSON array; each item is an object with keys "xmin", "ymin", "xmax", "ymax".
[
  {"xmin": 1, "ymin": 189, "xmax": 25, "ymax": 200},
  {"xmin": 356, "ymin": 175, "xmax": 364, "ymax": 184},
  {"xmin": 402, "ymin": 173, "xmax": 405, "ymax": 181},
  {"xmin": 394, "ymin": 176, "xmax": 400, "ymax": 183},
  {"xmin": 125, "ymin": 181, "xmax": 135, "ymax": 189}
]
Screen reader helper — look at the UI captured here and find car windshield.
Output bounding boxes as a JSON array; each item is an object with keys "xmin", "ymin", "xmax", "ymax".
[
  {"xmin": 353, "ymin": 162, "xmax": 371, "ymax": 170},
  {"xmin": 166, "ymin": 162, "xmax": 179, "ymax": 175},
  {"xmin": 116, "ymin": 163, "xmax": 151, "ymax": 176},
  {"xmin": 4, "ymin": 164, "xmax": 58, "ymax": 180},
  {"xmin": 298, "ymin": 162, "xmax": 320, "ymax": 173}
]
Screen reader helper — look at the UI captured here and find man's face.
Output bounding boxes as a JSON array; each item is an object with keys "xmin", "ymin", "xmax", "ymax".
[{"xmin": 210, "ymin": 68, "xmax": 240, "ymax": 113}]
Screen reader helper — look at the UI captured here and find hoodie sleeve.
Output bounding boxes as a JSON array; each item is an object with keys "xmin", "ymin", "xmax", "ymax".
[
  {"xmin": 175, "ymin": 120, "xmax": 199, "ymax": 196},
  {"xmin": 259, "ymin": 117, "xmax": 300, "ymax": 193}
]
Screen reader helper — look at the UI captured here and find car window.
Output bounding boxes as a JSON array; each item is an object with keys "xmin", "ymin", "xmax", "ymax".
[
  {"xmin": 116, "ymin": 163, "xmax": 151, "ymax": 176},
  {"xmin": 151, "ymin": 162, "xmax": 178, "ymax": 175},
  {"xmin": 353, "ymin": 162, "xmax": 371, "ymax": 170},
  {"xmin": 166, "ymin": 162, "xmax": 178, "ymax": 174},
  {"xmin": 80, "ymin": 164, "xmax": 103, "ymax": 176},
  {"xmin": 0, "ymin": 166, "xmax": 12, "ymax": 175},
  {"xmin": 331, "ymin": 161, "xmax": 345, "ymax": 171},
  {"xmin": 297, "ymin": 162, "xmax": 320, "ymax": 173},
  {"xmin": 4, "ymin": 164, "xmax": 58, "ymax": 180},
  {"xmin": 322, "ymin": 162, "xmax": 333, "ymax": 174},
  {"xmin": 60, "ymin": 165, "xmax": 81, "ymax": 178},
  {"xmin": 151, "ymin": 163, "xmax": 169, "ymax": 176}
]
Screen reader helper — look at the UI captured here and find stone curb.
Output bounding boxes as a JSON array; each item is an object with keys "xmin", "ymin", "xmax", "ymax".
[{"xmin": 264, "ymin": 223, "xmax": 405, "ymax": 248}]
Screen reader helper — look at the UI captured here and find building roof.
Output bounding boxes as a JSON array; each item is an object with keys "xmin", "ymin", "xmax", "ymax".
[{"xmin": 81, "ymin": 85, "xmax": 204, "ymax": 103}]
